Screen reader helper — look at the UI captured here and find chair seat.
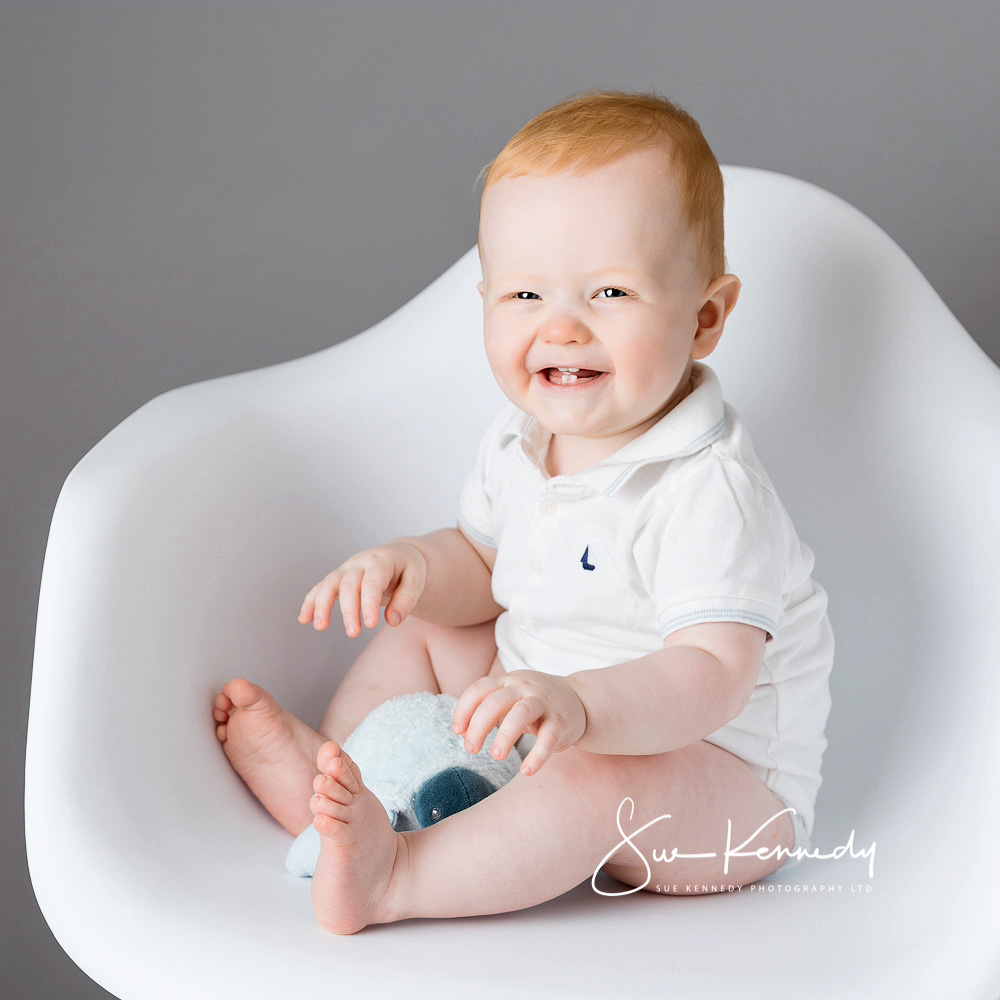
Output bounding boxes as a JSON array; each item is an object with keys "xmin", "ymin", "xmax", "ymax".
[{"xmin": 26, "ymin": 165, "xmax": 1000, "ymax": 998}]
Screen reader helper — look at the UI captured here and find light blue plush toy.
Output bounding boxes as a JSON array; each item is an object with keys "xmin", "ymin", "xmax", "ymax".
[{"xmin": 286, "ymin": 691, "xmax": 526, "ymax": 877}]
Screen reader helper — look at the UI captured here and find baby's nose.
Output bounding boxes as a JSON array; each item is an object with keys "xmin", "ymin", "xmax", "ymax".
[{"xmin": 540, "ymin": 311, "xmax": 591, "ymax": 343}]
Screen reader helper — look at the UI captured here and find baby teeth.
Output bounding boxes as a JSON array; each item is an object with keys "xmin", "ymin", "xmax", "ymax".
[
  {"xmin": 560, "ymin": 372, "xmax": 578, "ymax": 384},
  {"xmin": 557, "ymin": 367, "xmax": 579, "ymax": 372}
]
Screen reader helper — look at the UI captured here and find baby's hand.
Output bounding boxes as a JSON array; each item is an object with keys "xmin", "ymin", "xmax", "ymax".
[
  {"xmin": 298, "ymin": 540, "xmax": 427, "ymax": 637},
  {"xmin": 451, "ymin": 670, "xmax": 587, "ymax": 776}
]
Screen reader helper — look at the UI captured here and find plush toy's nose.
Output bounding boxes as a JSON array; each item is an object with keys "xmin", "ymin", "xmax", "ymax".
[{"xmin": 413, "ymin": 767, "xmax": 496, "ymax": 827}]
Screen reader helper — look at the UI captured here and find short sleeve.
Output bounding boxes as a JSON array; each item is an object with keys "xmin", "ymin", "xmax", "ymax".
[
  {"xmin": 632, "ymin": 457, "xmax": 788, "ymax": 642},
  {"xmin": 456, "ymin": 403, "xmax": 516, "ymax": 549}
]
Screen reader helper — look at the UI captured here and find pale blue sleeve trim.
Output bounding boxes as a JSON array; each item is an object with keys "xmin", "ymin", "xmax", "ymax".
[
  {"xmin": 659, "ymin": 600, "xmax": 779, "ymax": 640},
  {"xmin": 457, "ymin": 512, "xmax": 496, "ymax": 549}
]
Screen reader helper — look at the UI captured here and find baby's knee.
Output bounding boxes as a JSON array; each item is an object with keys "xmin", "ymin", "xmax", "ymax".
[
  {"xmin": 418, "ymin": 617, "xmax": 499, "ymax": 696},
  {"xmin": 390, "ymin": 612, "xmax": 436, "ymax": 643}
]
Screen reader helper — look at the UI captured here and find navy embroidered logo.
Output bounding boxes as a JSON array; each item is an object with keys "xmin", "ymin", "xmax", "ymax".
[{"xmin": 580, "ymin": 546, "xmax": 595, "ymax": 571}]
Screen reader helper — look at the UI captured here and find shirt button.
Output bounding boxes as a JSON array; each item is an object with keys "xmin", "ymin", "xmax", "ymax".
[
  {"xmin": 539, "ymin": 500, "xmax": 558, "ymax": 515},
  {"xmin": 511, "ymin": 608, "xmax": 526, "ymax": 626},
  {"xmin": 528, "ymin": 556, "xmax": 543, "ymax": 575}
]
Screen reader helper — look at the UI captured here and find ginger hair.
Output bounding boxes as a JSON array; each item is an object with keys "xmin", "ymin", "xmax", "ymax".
[{"xmin": 476, "ymin": 89, "xmax": 728, "ymax": 286}]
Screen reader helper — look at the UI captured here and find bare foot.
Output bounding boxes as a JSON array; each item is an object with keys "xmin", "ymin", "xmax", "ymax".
[
  {"xmin": 310, "ymin": 740, "xmax": 408, "ymax": 935},
  {"xmin": 214, "ymin": 678, "xmax": 326, "ymax": 835}
]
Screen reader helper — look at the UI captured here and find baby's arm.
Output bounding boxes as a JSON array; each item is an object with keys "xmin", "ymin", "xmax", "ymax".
[
  {"xmin": 300, "ymin": 526, "xmax": 502, "ymax": 636},
  {"xmin": 396, "ymin": 526, "xmax": 503, "ymax": 626},
  {"xmin": 567, "ymin": 621, "xmax": 768, "ymax": 756},
  {"xmin": 453, "ymin": 620, "xmax": 766, "ymax": 774}
]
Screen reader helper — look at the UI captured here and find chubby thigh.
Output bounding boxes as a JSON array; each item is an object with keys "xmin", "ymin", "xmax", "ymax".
[{"xmin": 595, "ymin": 740, "xmax": 797, "ymax": 891}]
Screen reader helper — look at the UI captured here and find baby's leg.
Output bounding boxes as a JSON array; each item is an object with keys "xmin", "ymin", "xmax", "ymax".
[
  {"xmin": 214, "ymin": 615, "xmax": 499, "ymax": 836},
  {"xmin": 213, "ymin": 678, "xmax": 330, "ymax": 836},
  {"xmin": 318, "ymin": 614, "xmax": 500, "ymax": 744},
  {"xmin": 309, "ymin": 735, "xmax": 798, "ymax": 934}
]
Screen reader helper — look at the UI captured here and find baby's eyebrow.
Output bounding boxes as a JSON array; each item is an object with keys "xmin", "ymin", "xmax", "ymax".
[
  {"xmin": 583, "ymin": 267, "xmax": 646, "ymax": 281},
  {"xmin": 490, "ymin": 267, "xmax": 647, "ymax": 285},
  {"xmin": 488, "ymin": 271, "xmax": 547, "ymax": 283}
]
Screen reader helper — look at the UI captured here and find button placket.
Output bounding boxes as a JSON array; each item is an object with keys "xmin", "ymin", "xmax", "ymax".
[{"xmin": 527, "ymin": 490, "xmax": 555, "ymax": 581}]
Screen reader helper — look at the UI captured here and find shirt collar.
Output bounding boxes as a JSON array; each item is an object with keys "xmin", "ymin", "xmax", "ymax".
[{"xmin": 498, "ymin": 361, "xmax": 726, "ymax": 496}]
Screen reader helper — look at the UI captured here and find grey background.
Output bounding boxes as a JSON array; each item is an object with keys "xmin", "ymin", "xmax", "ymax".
[{"xmin": 3, "ymin": 2, "xmax": 997, "ymax": 996}]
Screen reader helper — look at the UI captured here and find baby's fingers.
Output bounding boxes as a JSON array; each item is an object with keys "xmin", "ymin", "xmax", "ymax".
[
  {"xmin": 298, "ymin": 583, "xmax": 322, "ymax": 625},
  {"xmin": 518, "ymin": 722, "xmax": 560, "ymax": 777},
  {"xmin": 452, "ymin": 675, "xmax": 504, "ymax": 740},
  {"xmin": 298, "ymin": 594, "xmax": 315, "ymax": 624},
  {"xmin": 383, "ymin": 560, "xmax": 422, "ymax": 627},
  {"xmin": 299, "ymin": 583, "xmax": 320, "ymax": 625},
  {"xmin": 336, "ymin": 566, "xmax": 367, "ymax": 636},
  {"xmin": 302, "ymin": 570, "xmax": 346, "ymax": 631},
  {"xmin": 358, "ymin": 567, "xmax": 395, "ymax": 631}
]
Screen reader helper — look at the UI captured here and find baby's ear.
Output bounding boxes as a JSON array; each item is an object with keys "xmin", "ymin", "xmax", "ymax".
[{"xmin": 477, "ymin": 281, "xmax": 484, "ymax": 298}]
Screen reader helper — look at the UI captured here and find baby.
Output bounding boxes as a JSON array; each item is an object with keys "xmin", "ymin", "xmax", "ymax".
[{"xmin": 213, "ymin": 89, "xmax": 833, "ymax": 935}]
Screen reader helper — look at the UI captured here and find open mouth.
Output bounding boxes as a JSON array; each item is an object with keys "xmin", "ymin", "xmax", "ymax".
[{"xmin": 538, "ymin": 366, "xmax": 607, "ymax": 386}]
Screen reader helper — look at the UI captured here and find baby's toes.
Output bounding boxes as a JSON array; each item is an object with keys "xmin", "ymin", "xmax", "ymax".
[
  {"xmin": 339, "ymin": 748, "xmax": 364, "ymax": 784},
  {"xmin": 317, "ymin": 741, "xmax": 361, "ymax": 793},
  {"xmin": 333, "ymin": 746, "xmax": 365, "ymax": 790},
  {"xmin": 313, "ymin": 771, "xmax": 354, "ymax": 805},
  {"xmin": 311, "ymin": 787, "xmax": 352, "ymax": 824},
  {"xmin": 212, "ymin": 698, "xmax": 232, "ymax": 737}
]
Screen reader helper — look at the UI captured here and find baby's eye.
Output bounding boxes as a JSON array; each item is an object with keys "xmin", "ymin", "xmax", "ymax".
[
  {"xmin": 597, "ymin": 287, "xmax": 627, "ymax": 298},
  {"xmin": 514, "ymin": 291, "xmax": 539, "ymax": 300}
]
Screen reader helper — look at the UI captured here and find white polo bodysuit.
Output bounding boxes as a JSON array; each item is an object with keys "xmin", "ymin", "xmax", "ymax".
[{"xmin": 457, "ymin": 361, "xmax": 834, "ymax": 857}]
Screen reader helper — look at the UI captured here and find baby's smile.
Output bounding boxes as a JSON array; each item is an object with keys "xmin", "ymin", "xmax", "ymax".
[{"xmin": 536, "ymin": 366, "xmax": 608, "ymax": 387}]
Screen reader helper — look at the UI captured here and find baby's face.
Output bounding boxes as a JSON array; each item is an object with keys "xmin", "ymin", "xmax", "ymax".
[{"xmin": 478, "ymin": 147, "xmax": 717, "ymax": 464}]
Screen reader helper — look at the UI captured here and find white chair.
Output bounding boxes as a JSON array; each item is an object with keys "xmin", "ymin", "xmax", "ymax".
[{"xmin": 26, "ymin": 165, "xmax": 1000, "ymax": 999}]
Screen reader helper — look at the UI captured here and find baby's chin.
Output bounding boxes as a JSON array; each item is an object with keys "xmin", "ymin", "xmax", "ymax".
[
  {"xmin": 538, "ymin": 403, "xmax": 679, "ymax": 454},
  {"xmin": 532, "ymin": 411, "xmax": 630, "ymax": 448}
]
